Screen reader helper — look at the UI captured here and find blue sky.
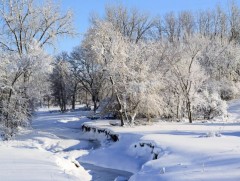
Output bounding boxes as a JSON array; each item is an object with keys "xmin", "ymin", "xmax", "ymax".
[{"xmin": 55, "ymin": 0, "xmax": 240, "ymax": 54}]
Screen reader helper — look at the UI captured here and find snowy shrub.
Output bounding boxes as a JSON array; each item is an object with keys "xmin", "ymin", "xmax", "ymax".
[
  {"xmin": 219, "ymin": 82, "xmax": 239, "ymax": 101},
  {"xmin": 220, "ymin": 87, "xmax": 235, "ymax": 101},
  {"xmin": 193, "ymin": 90, "xmax": 227, "ymax": 120},
  {"xmin": 204, "ymin": 80, "xmax": 238, "ymax": 101}
]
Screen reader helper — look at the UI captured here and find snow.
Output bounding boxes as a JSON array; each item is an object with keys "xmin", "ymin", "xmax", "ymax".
[
  {"xmin": 0, "ymin": 108, "xmax": 92, "ymax": 181},
  {"xmin": 130, "ymin": 132, "xmax": 240, "ymax": 181},
  {"xmin": 0, "ymin": 141, "xmax": 90, "ymax": 181},
  {"xmin": 81, "ymin": 103, "xmax": 240, "ymax": 181},
  {"xmin": 1, "ymin": 101, "xmax": 240, "ymax": 181}
]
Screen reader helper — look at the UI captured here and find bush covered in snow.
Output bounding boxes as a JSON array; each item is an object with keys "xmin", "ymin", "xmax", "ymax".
[{"xmin": 193, "ymin": 90, "xmax": 227, "ymax": 120}]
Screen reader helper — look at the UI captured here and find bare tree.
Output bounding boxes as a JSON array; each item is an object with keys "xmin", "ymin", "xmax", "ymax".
[
  {"xmin": 228, "ymin": 1, "xmax": 240, "ymax": 42},
  {"xmin": 0, "ymin": 0, "xmax": 75, "ymax": 54},
  {"xmin": 101, "ymin": 4, "xmax": 155, "ymax": 43},
  {"xmin": 70, "ymin": 44, "xmax": 107, "ymax": 113},
  {"xmin": 163, "ymin": 12, "xmax": 179, "ymax": 42},
  {"xmin": 178, "ymin": 11, "xmax": 195, "ymax": 37}
]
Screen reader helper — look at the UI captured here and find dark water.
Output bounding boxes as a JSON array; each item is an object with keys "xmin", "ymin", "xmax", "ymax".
[{"xmin": 80, "ymin": 162, "xmax": 133, "ymax": 181}]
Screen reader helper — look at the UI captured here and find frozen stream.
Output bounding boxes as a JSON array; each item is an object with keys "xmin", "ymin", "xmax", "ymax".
[
  {"xmin": 63, "ymin": 139, "xmax": 133, "ymax": 180},
  {"xmin": 80, "ymin": 162, "xmax": 132, "ymax": 181},
  {"xmin": 32, "ymin": 109, "xmax": 133, "ymax": 181}
]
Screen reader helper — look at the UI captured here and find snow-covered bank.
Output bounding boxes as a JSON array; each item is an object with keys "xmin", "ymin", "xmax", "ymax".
[
  {"xmin": 80, "ymin": 104, "xmax": 240, "ymax": 181},
  {"xmin": 0, "ymin": 108, "xmax": 93, "ymax": 181},
  {"xmin": 0, "ymin": 141, "xmax": 91, "ymax": 181}
]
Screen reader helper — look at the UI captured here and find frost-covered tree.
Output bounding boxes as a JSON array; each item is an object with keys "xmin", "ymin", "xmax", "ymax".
[
  {"xmin": 87, "ymin": 20, "xmax": 128, "ymax": 125},
  {"xmin": 0, "ymin": 0, "xmax": 74, "ymax": 139},
  {"xmin": 161, "ymin": 35, "xmax": 230, "ymax": 123},
  {"xmin": 162, "ymin": 36, "xmax": 208, "ymax": 123},
  {"xmin": 122, "ymin": 41, "xmax": 164, "ymax": 124},
  {"xmin": 83, "ymin": 20, "xmax": 165, "ymax": 125},
  {"xmin": 0, "ymin": 42, "xmax": 51, "ymax": 139},
  {"xmin": 50, "ymin": 52, "xmax": 72, "ymax": 112},
  {"xmin": 199, "ymin": 37, "xmax": 240, "ymax": 100}
]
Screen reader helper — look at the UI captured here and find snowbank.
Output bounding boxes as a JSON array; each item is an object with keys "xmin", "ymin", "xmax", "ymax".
[
  {"xmin": 0, "ymin": 141, "xmax": 91, "ymax": 181},
  {"xmin": 80, "ymin": 115, "xmax": 240, "ymax": 181}
]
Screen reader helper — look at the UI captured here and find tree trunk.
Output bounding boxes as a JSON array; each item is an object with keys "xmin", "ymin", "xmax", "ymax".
[
  {"xmin": 63, "ymin": 99, "xmax": 66, "ymax": 112},
  {"xmin": 72, "ymin": 94, "xmax": 75, "ymax": 110},
  {"xmin": 92, "ymin": 95, "xmax": 98, "ymax": 113},
  {"xmin": 47, "ymin": 97, "xmax": 50, "ymax": 108},
  {"xmin": 109, "ymin": 76, "xmax": 124, "ymax": 126},
  {"xmin": 186, "ymin": 100, "xmax": 192, "ymax": 123},
  {"xmin": 130, "ymin": 112, "xmax": 137, "ymax": 125},
  {"xmin": 85, "ymin": 90, "xmax": 89, "ymax": 108},
  {"xmin": 72, "ymin": 83, "xmax": 78, "ymax": 110},
  {"xmin": 120, "ymin": 112, "xmax": 124, "ymax": 126},
  {"xmin": 93, "ymin": 100, "xmax": 97, "ymax": 113},
  {"xmin": 176, "ymin": 95, "xmax": 180, "ymax": 120}
]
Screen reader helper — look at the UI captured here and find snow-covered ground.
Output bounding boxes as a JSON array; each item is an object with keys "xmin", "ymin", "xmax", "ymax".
[
  {"xmin": 81, "ymin": 101, "xmax": 240, "ymax": 181},
  {"xmin": 0, "ymin": 108, "xmax": 92, "ymax": 181},
  {"xmin": 0, "ymin": 107, "xmax": 132, "ymax": 181},
  {"xmin": 1, "ymin": 101, "xmax": 240, "ymax": 181}
]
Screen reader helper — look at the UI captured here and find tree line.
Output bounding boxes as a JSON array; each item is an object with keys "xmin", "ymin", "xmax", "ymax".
[{"xmin": 50, "ymin": 2, "xmax": 240, "ymax": 126}]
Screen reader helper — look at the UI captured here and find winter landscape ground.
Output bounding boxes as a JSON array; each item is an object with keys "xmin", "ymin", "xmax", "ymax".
[
  {"xmin": 2, "ymin": 0, "xmax": 240, "ymax": 181},
  {"xmin": 0, "ymin": 100, "xmax": 240, "ymax": 181}
]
